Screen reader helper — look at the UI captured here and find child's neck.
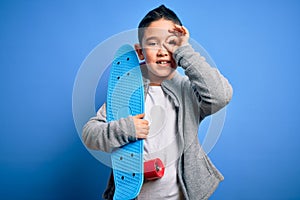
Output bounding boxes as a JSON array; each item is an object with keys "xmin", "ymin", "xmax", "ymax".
[{"xmin": 149, "ymin": 82, "xmax": 161, "ymax": 86}]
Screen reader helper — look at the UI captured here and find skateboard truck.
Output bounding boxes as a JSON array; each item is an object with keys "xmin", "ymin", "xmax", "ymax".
[{"xmin": 144, "ymin": 158, "xmax": 165, "ymax": 180}]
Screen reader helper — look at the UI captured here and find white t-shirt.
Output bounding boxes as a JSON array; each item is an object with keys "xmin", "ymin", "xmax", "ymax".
[{"xmin": 138, "ymin": 86, "xmax": 183, "ymax": 200}]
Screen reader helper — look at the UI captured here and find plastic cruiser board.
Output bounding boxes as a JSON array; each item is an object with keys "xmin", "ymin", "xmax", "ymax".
[
  {"xmin": 107, "ymin": 44, "xmax": 165, "ymax": 200},
  {"xmin": 107, "ymin": 44, "xmax": 144, "ymax": 200}
]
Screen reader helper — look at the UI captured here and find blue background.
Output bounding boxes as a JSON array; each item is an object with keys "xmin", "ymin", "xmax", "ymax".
[{"xmin": 1, "ymin": 0, "xmax": 300, "ymax": 199}]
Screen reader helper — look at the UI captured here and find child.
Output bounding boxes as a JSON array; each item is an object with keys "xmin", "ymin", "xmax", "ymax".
[{"xmin": 82, "ymin": 5, "xmax": 233, "ymax": 200}]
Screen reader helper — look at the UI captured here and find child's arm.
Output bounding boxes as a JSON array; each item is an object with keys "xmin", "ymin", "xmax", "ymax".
[
  {"xmin": 82, "ymin": 104, "xmax": 149, "ymax": 152},
  {"xmin": 165, "ymin": 25, "xmax": 233, "ymax": 118},
  {"xmin": 175, "ymin": 44, "xmax": 233, "ymax": 118}
]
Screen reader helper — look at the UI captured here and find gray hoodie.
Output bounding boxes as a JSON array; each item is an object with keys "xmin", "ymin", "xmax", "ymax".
[{"xmin": 82, "ymin": 44, "xmax": 233, "ymax": 199}]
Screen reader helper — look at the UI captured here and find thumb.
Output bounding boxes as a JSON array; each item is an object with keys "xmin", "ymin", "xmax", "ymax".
[{"xmin": 134, "ymin": 113, "xmax": 145, "ymax": 119}]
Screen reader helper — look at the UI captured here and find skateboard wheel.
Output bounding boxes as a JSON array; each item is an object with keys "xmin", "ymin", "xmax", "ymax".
[{"xmin": 144, "ymin": 158, "xmax": 165, "ymax": 180}]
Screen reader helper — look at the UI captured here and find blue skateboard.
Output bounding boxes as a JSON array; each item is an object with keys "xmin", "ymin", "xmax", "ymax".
[
  {"xmin": 107, "ymin": 44, "xmax": 144, "ymax": 200},
  {"xmin": 107, "ymin": 44, "xmax": 165, "ymax": 200}
]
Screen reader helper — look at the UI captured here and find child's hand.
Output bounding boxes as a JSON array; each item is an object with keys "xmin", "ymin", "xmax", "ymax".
[
  {"xmin": 164, "ymin": 25, "xmax": 190, "ymax": 53},
  {"xmin": 132, "ymin": 113, "xmax": 149, "ymax": 139}
]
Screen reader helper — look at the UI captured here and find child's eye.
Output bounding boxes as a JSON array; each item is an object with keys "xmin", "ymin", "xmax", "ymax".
[
  {"xmin": 166, "ymin": 35, "xmax": 179, "ymax": 46},
  {"xmin": 168, "ymin": 40, "xmax": 177, "ymax": 45},
  {"xmin": 148, "ymin": 42, "xmax": 158, "ymax": 46}
]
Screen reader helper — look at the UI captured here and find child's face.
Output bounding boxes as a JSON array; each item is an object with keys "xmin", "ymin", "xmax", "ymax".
[{"xmin": 135, "ymin": 19, "xmax": 178, "ymax": 84}]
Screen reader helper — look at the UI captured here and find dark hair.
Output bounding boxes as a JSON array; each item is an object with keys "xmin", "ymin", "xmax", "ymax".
[{"xmin": 138, "ymin": 5, "xmax": 182, "ymax": 44}]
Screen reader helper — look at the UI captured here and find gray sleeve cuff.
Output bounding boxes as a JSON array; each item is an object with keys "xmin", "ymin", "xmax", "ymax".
[{"xmin": 173, "ymin": 44, "xmax": 195, "ymax": 69}]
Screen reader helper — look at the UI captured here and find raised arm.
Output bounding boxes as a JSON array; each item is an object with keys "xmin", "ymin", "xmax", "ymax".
[
  {"xmin": 174, "ymin": 44, "xmax": 233, "ymax": 118},
  {"xmin": 164, "ymin": 25, "xmax": 232, "ymax": 118}
]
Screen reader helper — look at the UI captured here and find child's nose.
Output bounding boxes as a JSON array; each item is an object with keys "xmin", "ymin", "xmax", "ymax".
[{"xmin": 157, "ymin": 46, "xmax": 168, "ymax": 57}]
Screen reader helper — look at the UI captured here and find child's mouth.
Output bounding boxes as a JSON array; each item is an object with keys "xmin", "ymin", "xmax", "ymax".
[{"xmin": 156, "ymin": 60, "xmax": 171, "ymax": 64}]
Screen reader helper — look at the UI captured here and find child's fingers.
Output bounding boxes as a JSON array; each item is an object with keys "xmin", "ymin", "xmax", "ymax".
[
  {"xmin": 175, "ymin": 24, "xmax": 188, "ymax": 35},
  {"xmin": 168, "ymin": 29, "xmax": 183, "ymax": 37},
  {"xmin": 173, "ymin": 24, "xmax": 184, "ymax": 34},
  {"xmin": 134, "ymin": 113, "xmax": 145, "ymax": 119},
  {"xmin": 169, "ymin": 25, "xmax": 189, "ymax": 39},
  {"xmin": 132, "ymin": 113, "xmax": 150, "ymax": 139},
  {"xmin": 166, "ymin": 25, "xmax": 189, "ymax": 52},
  {"xmin": 138, "ymin": 122, "xmax": 149, "ymax": 130},
  {"xmin": 169, "ymin": 25, "xmax": 185, "ymax": 35},
  {"xmin": 137, "ymin": 133, "xmax": 147, "ymax": 139},
  {"xmin": 136, "ymin": 124, "xmax": 150, "ymax": 139},
  {"xmin": 133, "ymin": 113, "xmax": 149, "ymax": 125},
  {"xmin": 141, "ymin": 120, "xmax": 149, "ymax": 125}
]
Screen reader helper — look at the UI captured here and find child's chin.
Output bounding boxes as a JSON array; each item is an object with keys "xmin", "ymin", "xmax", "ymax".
[{"xmin": 160, "ymin": 70, "xmax": 176, "ymax": 77}]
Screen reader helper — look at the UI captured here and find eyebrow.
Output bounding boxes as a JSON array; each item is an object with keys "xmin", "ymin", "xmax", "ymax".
[
  {"xmin": 144, "ymin": 32, "xmax": 177, "ymax": 41},
  {"xmin": 144, "ymin": 36, "xmax": 159, "ymax": 42}
]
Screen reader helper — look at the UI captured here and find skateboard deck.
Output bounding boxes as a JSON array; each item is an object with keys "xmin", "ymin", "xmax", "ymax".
[{"xmin": 107, "ymin": 44, "xmax": 144, "ymax": 200}]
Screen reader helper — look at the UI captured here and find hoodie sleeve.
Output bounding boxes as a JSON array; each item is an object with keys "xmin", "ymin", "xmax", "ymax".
[
  {"xmin": 173, "ymin": 44, "xmax": 233, "ymax": 118},
  {"xmin": 82, "ymin": 103, "xmax": 137, "ymax": 152}
]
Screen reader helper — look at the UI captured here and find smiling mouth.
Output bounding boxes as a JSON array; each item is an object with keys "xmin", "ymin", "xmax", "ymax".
[{"xmin": 156, "ymin": 61, "xmax": 171, "ymax": 64}]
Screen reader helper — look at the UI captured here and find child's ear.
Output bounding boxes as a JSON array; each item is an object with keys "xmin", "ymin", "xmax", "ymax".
[{"xmin": 134, "ymin": 44, "xmax": 145, "ymax": 60}]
